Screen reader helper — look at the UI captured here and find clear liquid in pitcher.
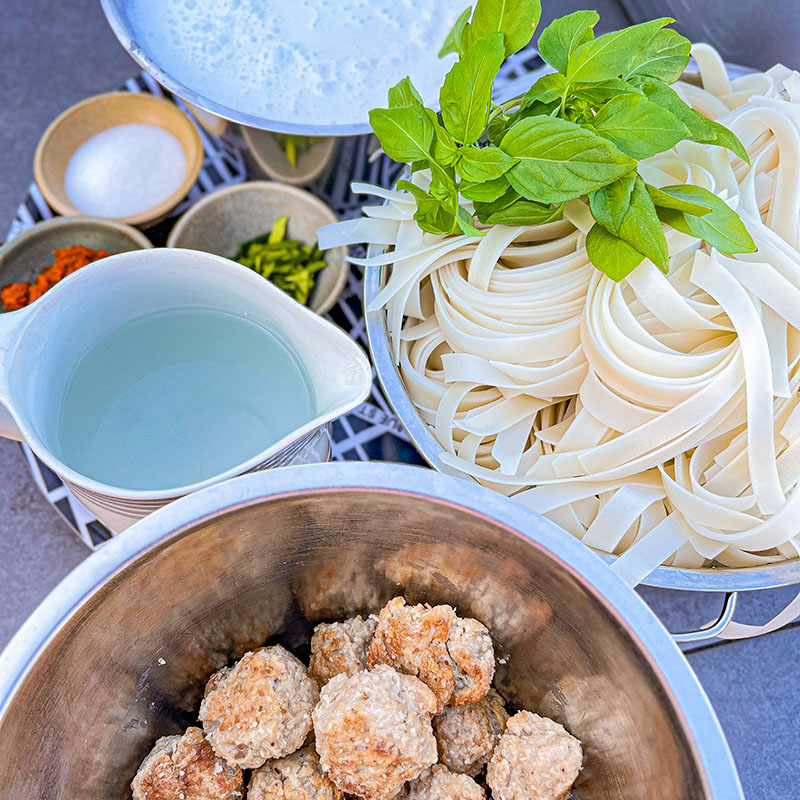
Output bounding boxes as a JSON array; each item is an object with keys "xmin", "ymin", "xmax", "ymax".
[{"xmin": 57, "ymin": 308, "xmax": 315, "ymax": 491}]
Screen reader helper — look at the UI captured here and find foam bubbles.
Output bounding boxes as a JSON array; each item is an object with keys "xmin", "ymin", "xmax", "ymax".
[{"xmin": 123, "ymin": 0, "xmax": 463, "ymax": 127}]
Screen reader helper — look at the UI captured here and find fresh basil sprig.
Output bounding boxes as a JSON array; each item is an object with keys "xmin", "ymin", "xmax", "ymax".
[{"xmin": 367, "ymin": 0, "xmax": 756, "ymax": 281}]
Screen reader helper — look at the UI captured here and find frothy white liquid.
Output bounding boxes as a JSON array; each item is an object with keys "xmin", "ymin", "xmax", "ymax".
[
  {"xmin": 65, "ymin": 124, "xmax": 187, "ymax": 218},
  {"xmin": 122, "ymin": 0, "xmax": 463, "ymax": 127}
]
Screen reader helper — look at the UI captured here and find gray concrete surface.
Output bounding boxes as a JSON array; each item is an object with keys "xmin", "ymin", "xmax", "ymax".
[{"xmin": 0, "ymin": 1, "xmax": 797, "ymax": 797}]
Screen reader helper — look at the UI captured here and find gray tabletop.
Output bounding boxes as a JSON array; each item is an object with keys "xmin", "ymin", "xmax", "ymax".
[{"xmin": 0, "ymin": 1, "xmax": 797, "ymax": 797}]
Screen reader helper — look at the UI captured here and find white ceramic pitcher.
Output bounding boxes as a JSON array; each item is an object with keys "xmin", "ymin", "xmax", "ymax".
[{"xmin": 0, "ymin": 248, "xmax": 371, "ymax": 532}]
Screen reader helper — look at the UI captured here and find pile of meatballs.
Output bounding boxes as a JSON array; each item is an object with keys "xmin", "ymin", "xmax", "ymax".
[{"xmin": 132, "ymin": 596, "xmax": 583, "ymax": 800}]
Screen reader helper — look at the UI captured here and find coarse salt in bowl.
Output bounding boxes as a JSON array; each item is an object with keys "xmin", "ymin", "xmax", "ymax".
[{"xmin": 34, "ymin": 92, "xmax": 203, "ymax": 227}]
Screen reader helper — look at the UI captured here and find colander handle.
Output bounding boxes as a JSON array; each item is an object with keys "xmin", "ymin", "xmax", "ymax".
[{"xmin": 671, "ymin": 590, "xmax": 800, "ymax": 642}]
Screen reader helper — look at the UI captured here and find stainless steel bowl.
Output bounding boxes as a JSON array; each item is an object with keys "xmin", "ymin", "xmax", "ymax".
[
  {"xmin": 364, "ymin": 266, "xmax": 800, "ymax": 595},
  {"xmin": 100, "ymin": 0, "xmax": 375, "ymax": 136},
  {"xmin": 0, "ymin": 463, "xmax": 740, "ymax": 798}
]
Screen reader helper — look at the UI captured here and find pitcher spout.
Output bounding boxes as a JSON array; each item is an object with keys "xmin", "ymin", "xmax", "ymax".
[{"xmin": 299, "ymin": 325, "xmax": 372, "ymax": 430}]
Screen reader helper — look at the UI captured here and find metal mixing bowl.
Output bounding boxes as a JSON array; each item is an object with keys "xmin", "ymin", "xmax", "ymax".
[{"xmin": 0, "ymin": 463, "xmax": 741, "ymax": 798}]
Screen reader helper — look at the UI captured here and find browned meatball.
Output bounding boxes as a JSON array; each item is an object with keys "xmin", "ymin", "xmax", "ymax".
[
  {"xmin": 312, "ymin": 664, "xmax": 438, "ymax": 800},
  {"xmin": 486, "ymin": 712, "xmax": 582, "ymax": 800},
  {"xmin": 131, "ymin": 726, "xmax": 243, "ymax": 800},
  {"xmin": 309, "ymin": 615, "xmax": 377, "ymax": 687},
  {"xmin": 405, "ymin": 765, "xmax": 485, "ymax": 800},
  {"xmin": 433, "ymin": 689, "xmax": 508, "ymax": 776},
  {"xmin": 249, "ymin": 744, "xmax": 342, "ymax": 800},
  {"xmin": 367, "ymin": 597, "xmax": 494, "ymax": 713},
  {"xmin": 199, "ymin": 645, "xmax": 319, "ymax": 769},
  {"xmin": 447, "ymin": 617, "xmax": 495, "ymax": 707}
]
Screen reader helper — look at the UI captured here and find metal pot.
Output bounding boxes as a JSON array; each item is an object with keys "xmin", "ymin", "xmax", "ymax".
[
  {"xmin": 0, "ymin": 463, "xmax": 741, "ymax": 798},
  {"xmin": 363, "ymin": 261, "xmax": 800, "ymax": 605}
]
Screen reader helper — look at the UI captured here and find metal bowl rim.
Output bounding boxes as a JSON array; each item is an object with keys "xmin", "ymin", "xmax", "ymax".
[
  {"xmin": 363, "ymin": 262, "xmax": 800, "ymax": 593},
  {"xmin": 0, "ymin": 462, "xmax": 741, "ymax": 798}
]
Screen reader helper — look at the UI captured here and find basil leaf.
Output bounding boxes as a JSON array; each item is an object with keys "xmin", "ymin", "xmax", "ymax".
[
  {"xmin": 500, "ymin": 115, "xmax": 636, "ymax": 203},
  {"xmin": 473, "ymin": 187, "xmax": 520, "ymax": 220},
  {"xmin": 572, "ymin": 77, "xmax": 642, "ymax": 105},
  {"xmin": 428, "ymin": 161, "xmax": 460, "ymax": 210},
  {"xmin": 624, "ymin": 28, "xmax": 691, "ymax": 84},
  {"xmin": 487, "ymin": 112, "xmax": 513, "ymax": 144},
  {"xmin": 591, "ymin": 175, "xmax": 668, "ymax": 270},
  {"xmin": 591, "ymin": 93, "xmax": 690, "ymax": 159},
  {"xmin": 398, "ymin": 180, "xmax": 458, "ymax": 235},
  {"xmin": 586, "ymin": 223, "xmax": 645, "ymax": 281},
  {"xmin": 620, "ymin": 178, "xmax": 669, "ymax": 270},
  {"xmin": 455, "ymin": 146, "xmax": 518, "ymax": 182},
  {"xmin": 520, "ymin": 73, "xmax": 567, "ymax": 109},
  {"xmin": 457, "ymin": 205, "xmax": 486, "ymax": 236},
  {"xmin": 537, "ymin": 10, "xmax": 598, "ymax": 74},
  {"xmin": 441, "ymin": 33, "xmax": 505, "ymax": 144},
  {"xmin": 388, "ymin": 76, "xmax": 423, "ymax": 108},
  {"xmin": 565, "ymin": 98, "xmax": 595, "ymax": 125},
  {"xmin": 566, "ymin": 17, "xmax": 673, "ymax": 84},
  {"xmin": 516, "ymin": 99, "xmax": 561, "ymax": 119},
  {"xmin": 439, "ymin": 6, "xmax": 473, "ymax": 58},
  {"xmin": 636, "ymin": 79, "xmax": 749, "ymax": 162},
  {"xmin": 646, "ymin": 183, "xmax": 713, "ymax": 215},
  {"xmin": 397, "ymin": 179, "xmax": 423, "ymax": 196},
  {"xmin": 478, "ymin": 198, "xmax": 564, "ymax": 225},
  {"xmin": 656, "ymin": 192, "xmax": 756, "ymax": 253},
  {"xmin": 369, "ymin": 105, "xmax": 434, "ymax": 162},
  {"xmin": 459, "ymin": 175, "xmax": 510, "ymax": 202},
  {"xmin": 471, "ymin": 0, "xmax": 541, "ymax": 57},
  {"xmin": 589, "ymin": 174, "xmax": 636, "ymax": 233},
  {"xmin": 691, "ymin": 116, "xmax": 749, "ymax": 163},
  {"xmin": 424, "ymin": 108, "xmax": 459, "ymax": 166}
]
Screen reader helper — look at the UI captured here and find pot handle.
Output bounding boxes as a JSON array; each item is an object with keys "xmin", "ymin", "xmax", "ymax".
[
  {"xmin": 671, "ymin": 592, "xmax": 739, "ymax": 643},
  {"xmin": 671, "ymin": 590, "xmax": 800, "ymax": 642},
  {"xmin": 0, "ymin": 308, "xmax": 26, "ymax": 442}
]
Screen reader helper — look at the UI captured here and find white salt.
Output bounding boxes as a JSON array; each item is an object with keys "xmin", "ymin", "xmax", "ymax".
[
  {"xmin": 123, "ymin": 0, "xmax": 464, "ymax": 127},
  {"xmin": 64, "ymin": 124, "xmax": 187, "ymax": 218}
]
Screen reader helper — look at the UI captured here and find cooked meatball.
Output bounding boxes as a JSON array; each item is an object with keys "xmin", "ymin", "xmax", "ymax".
[
  {"xmin": 367, "ymin": 597, "xmax": 494, "ymax": 712},
  {"xmin": 131, "ymin": 726, "xmax": 243, "ymax": 800},
  {"xmin": 447, "ymin": 617, "xmax": 495, "ymax": 706},
  {"xmin": 433, "ymin": 689, "xmax": 509, "ymax": 776},
  {"xmin": 312, "ymin": 664, "xmax": 438, "ymax": 800},
  {"xmin": 486, "ymin": 712, "xmax": 582, "ymax": 800},
  {"xmin": 199, "ymin": 645, "xmax": 319, "ymax": 769},
  {"xmin": 405, "ymin": 765, "xmax": 484, "ymax": 800},
  {"xmin": 309, "ymin": 615, "xmax": 377, "ymax": 687},
  {"xmin": 249, "ymin": 744, "xmax": 342, "ymax": 800}
]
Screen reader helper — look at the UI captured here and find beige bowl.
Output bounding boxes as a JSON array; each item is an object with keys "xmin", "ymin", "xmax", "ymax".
[
  {"xmin": 242, "ymin": 127, "xmax": 337, "ymax": 186},
  {"xmin": 167, "ymin": 181, "xmax": 348, "ymax": 315},
  {"xmin": 0, "ymin": 216, "xmax": 152, "ymax": 311},
  {"xmin": 34, "ymin": 92, "xmax": 203, "ymax": 228},
  {"xmin": 185, "ymin": 102, "xmax": 229, "ymax": 137}
]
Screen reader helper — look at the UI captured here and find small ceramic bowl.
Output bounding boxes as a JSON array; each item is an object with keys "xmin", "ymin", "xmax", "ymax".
[
  {"xmin": 0, "ymin": 216, "xmax": 153, "ymax": 311},
  {"xmin": 166, "ymin": 182, "xmax": 348, "ymax": 315},
  {"xmin": 242, "ymin": 127, "xmax": 337, "ymax": 186},
  {"xmin": 185, "ymin": 102, "xmax": 229, "ymax": 137},
  {"xmin": 34, "ymin": 92, "xmax": 203, "ymax": 227}
]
